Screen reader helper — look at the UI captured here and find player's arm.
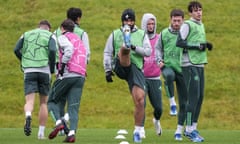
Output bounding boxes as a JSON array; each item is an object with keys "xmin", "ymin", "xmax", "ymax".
[
  {"xmin": 176, "ymin": 23, "xmax": 200, "ymax": 49},
  {"xmin": 155, "ymin": 32, "xmax": 164, "ymax": 65},
  {"xmin": 82, "ymin": 32, "xmax": 91, "ymax": 64},
  {"xmin": 103, "ymin": 33, "xmax": 114, "ymax": 73},
  {"xmin": 14, "ymin": 35, "xmax": 24, "ymax": 61},
  {"xmin": 58, "ymin": 35, "xmax": 74, "ymax": 64},
  {"xmin": 48, "ymin": 35, "xmax": 57, "ymax": 74},
  {"xmin": 134, "ymin": 33, "xmax": 151, "ymax": 57},
  {"xmin": 103, "ymin": 33, "xmax": 114, "ymax": 82}
]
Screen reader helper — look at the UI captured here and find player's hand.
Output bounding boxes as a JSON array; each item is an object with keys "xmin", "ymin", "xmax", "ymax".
[
  {"xmin": 105, "ymin": 71, "xmax": 114, "ymax": 82},
  {"xmin": 200, "ymin": 42, "xmax": 213, "ymax": 51},
  {"xmin": 206, "ymin": 42, "xmax": 213, "ymax": 51},
  {"xmin": 131, "ymin": 45, "xmax": 136, "ymax": 51},
  {"xmin": 59, "ymin": 63, "xmax": 66, "ymax": 76},
  {"xmin": 158, "ymin": 61, "xmax": 165, "ymax": 69}
]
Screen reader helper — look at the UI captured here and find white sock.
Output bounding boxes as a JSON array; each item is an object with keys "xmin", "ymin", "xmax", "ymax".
[
  {"xmin": 154, "ymin": 118, "xmax": 160, "ymax": 124},
  {"xmin": 56, "ymin": 119, "xmax": 62, "ymax": 125},
  {"xmin": 175, "ymin": 125, "xmax": 183, "ymax": 134},
  {"xmin": 192, "ymin": 122, "xmax": 198, "ymax": 130},
  {"xmin": 38, "ymin": 125, "xmax": 45, "ymax": 136},
  {"xmin": 25, "ymin": 111, "xmax": 31, "ymax": 117},
  {"xmin": 134, "ymin": 126, "xmax": 142, "ymax": 133},
  {"xmin": 64, "ymin": 113, "xmax": 69, "ymax": 122},
  {"xmin": 186, "ymin": 125, "xmax": 193, "ymax": 133},
  {"xmin": 169, "ymin": 97, "xmax": 176, "ymax": 106},
  {"xmin": 68, "ymin": 130, "xmax": 75, "ymax": 136},
  {"xmin": 140, "ymin": 126, "xmax": 145, "ymax": 132}
]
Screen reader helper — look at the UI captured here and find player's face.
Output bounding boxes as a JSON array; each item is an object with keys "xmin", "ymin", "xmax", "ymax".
[
  {"xmin": 123, "ymin": 19, "xmax": 135, "ymax": 29},
  {"xmin": 171, "ymin": 16, "xmax": 184, "ymax": 31},
  {"xmin": 147, "ymin": 19, "xmax": 155, "ymax": 33},
  {"xmin": 190, "ymin": 7, "xmax": 202, "ymax": 21}
]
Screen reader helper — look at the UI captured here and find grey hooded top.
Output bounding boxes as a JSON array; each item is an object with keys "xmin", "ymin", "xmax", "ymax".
[{"xmin": 141, "ymin": 13, "xmax": 157, "ymax": 40}]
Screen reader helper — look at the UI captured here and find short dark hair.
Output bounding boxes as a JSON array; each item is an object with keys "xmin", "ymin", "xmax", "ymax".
[
  {"xmin": 39, "ymin": 20, "xmax": 51, "ymax": 29},
  {"xmin": 61, "ymin": 19, "xmax": 75, "ymax": 32},
  {"xmin": 170, "ymin": 9, "xmax": 184, "ymax": 18},
  {"xmin": 67, "ymin": 7, "xmax": 82, "ymax": 22},
  {"xmin": 188, "ymin": 1, "xmax": 202, "ymax": 13}
]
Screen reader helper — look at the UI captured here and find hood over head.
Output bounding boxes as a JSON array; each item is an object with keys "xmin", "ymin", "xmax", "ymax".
[{"xmin": 141, "ymin": 13, "xmax": 157, "ymax": 39}]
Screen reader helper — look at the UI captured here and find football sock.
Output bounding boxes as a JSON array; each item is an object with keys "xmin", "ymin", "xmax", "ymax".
[
  {"xmin": 175, "ymin": 125, "xmax": 183, "ymax": 134},
  {"xmin": 169, "ymin": 97, "xmax": 176, "ymax": 106},
  {"xmin": 68, "ymin": 130, "xmax": 75, "ymax": 136},
  {"xmin": 56, "ymin": 119, "xmax": 62, "ymax": 125},
  {"xmin": 186, "ymin": 125, "xmax": 194, "ymax": 133},
  {"xmin": 134, "ymin": 126, "xmax": 142, "ymax": 133},
  {"xmin": 38, "ymin": 125, "xmax": 45, "ymax": 136},
  {"xmin": 64, "ymin": 113, "xmax": 69, "ymax": 121},
  {"xmin": 192, "ymin": 122, "xmax": 198, "ymax": 130},
  {"xmin": 25, "ymin": 111, "xmax": 31, "ymax": 117}
]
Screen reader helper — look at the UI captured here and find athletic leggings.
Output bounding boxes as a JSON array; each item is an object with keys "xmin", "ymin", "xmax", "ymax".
[
  {"xmin": 162, "ymin": 67, "xmax": 187, "ymax": 125},
  {"xmin": 182, "ymin": 66, "xmax": 204, "ymax": 126}
]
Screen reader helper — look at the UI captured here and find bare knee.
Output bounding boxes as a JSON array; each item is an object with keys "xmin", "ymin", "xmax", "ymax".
[
  {"xmin": 118, "ymin": 48, "xmax": 131, "ymax": 67},
  {"xmin": 132, "ymin": 86, "xmax": 145, "ymax": 108}
]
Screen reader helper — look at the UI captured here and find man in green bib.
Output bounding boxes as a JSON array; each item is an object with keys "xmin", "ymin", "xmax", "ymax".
[
  {"xmin": 14, "ymin": 20, "xmax": 57, "ymax": 139},
  {"xmin": 155, "ymin": 9, "xmax": 187, "ymax": 141},
  {"xmin": 103, "ymin": 8, "xmax": 151, "ymax": 143},
  {"xmin": 176, "ymin": 1, "xmax": 213, "ymax": 142}
]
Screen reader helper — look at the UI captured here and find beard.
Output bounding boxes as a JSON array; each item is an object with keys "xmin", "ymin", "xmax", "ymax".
[{"xmin": 148, "ymin": 31, "xmax": 154, "ymax": 34}]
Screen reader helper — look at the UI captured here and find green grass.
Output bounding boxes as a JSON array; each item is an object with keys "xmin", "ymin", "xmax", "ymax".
[
  {"xmin": 1, "ymin": 128, "xmax": 240, "ymax": 144},
  {"xmin": 0, "ymin": 0, "xmax": 240, "ymax": 133}
]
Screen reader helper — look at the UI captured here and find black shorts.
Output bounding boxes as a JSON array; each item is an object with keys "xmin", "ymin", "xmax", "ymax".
[
  {"xmin": 113, "ymin": 58, "xmax": 145, "ymax": 91},
  {"xmin": 24, "ymin": 72, "xmax": 50, "ymax": 96}
]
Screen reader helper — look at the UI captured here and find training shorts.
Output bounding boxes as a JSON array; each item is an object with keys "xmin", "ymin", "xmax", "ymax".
[
  {"xmin": 24, "ymin": 72, "xmax": 50, "ymax": 96},
  {"xmin": 113, "ymin": 58, "xmax": 145, "ymax": 91}
]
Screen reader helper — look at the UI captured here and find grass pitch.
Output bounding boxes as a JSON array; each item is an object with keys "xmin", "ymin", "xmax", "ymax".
[{"xmin": 1, "ymin": 128, "xmax": 239, "ymax": 144}]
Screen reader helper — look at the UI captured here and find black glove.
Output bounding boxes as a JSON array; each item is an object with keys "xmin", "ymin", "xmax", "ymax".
[
  {"xmin": 200, "ymin": 42, "xmax": 213, "ymax": 51},
  {"xmin": 105, "ymin": 71, "xmax": 114, "ymax": 82},
  {"xmin": 131, "ymin": 45, "xmax": 136, "ymax": 51},
  {"xmin": 206, "ymin": 42, "xmax": 213, "ymax": 51},
  {"xmin": 199, "ymin": 43, "xmax": 206, "ymax": 51},
  {"xmin": 59, "ymin": 63, "xmax": 66, "ymax": 76},
  {"xmin": 56, "ymin": 62, "xmax": 59, "ymax": 69}
]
